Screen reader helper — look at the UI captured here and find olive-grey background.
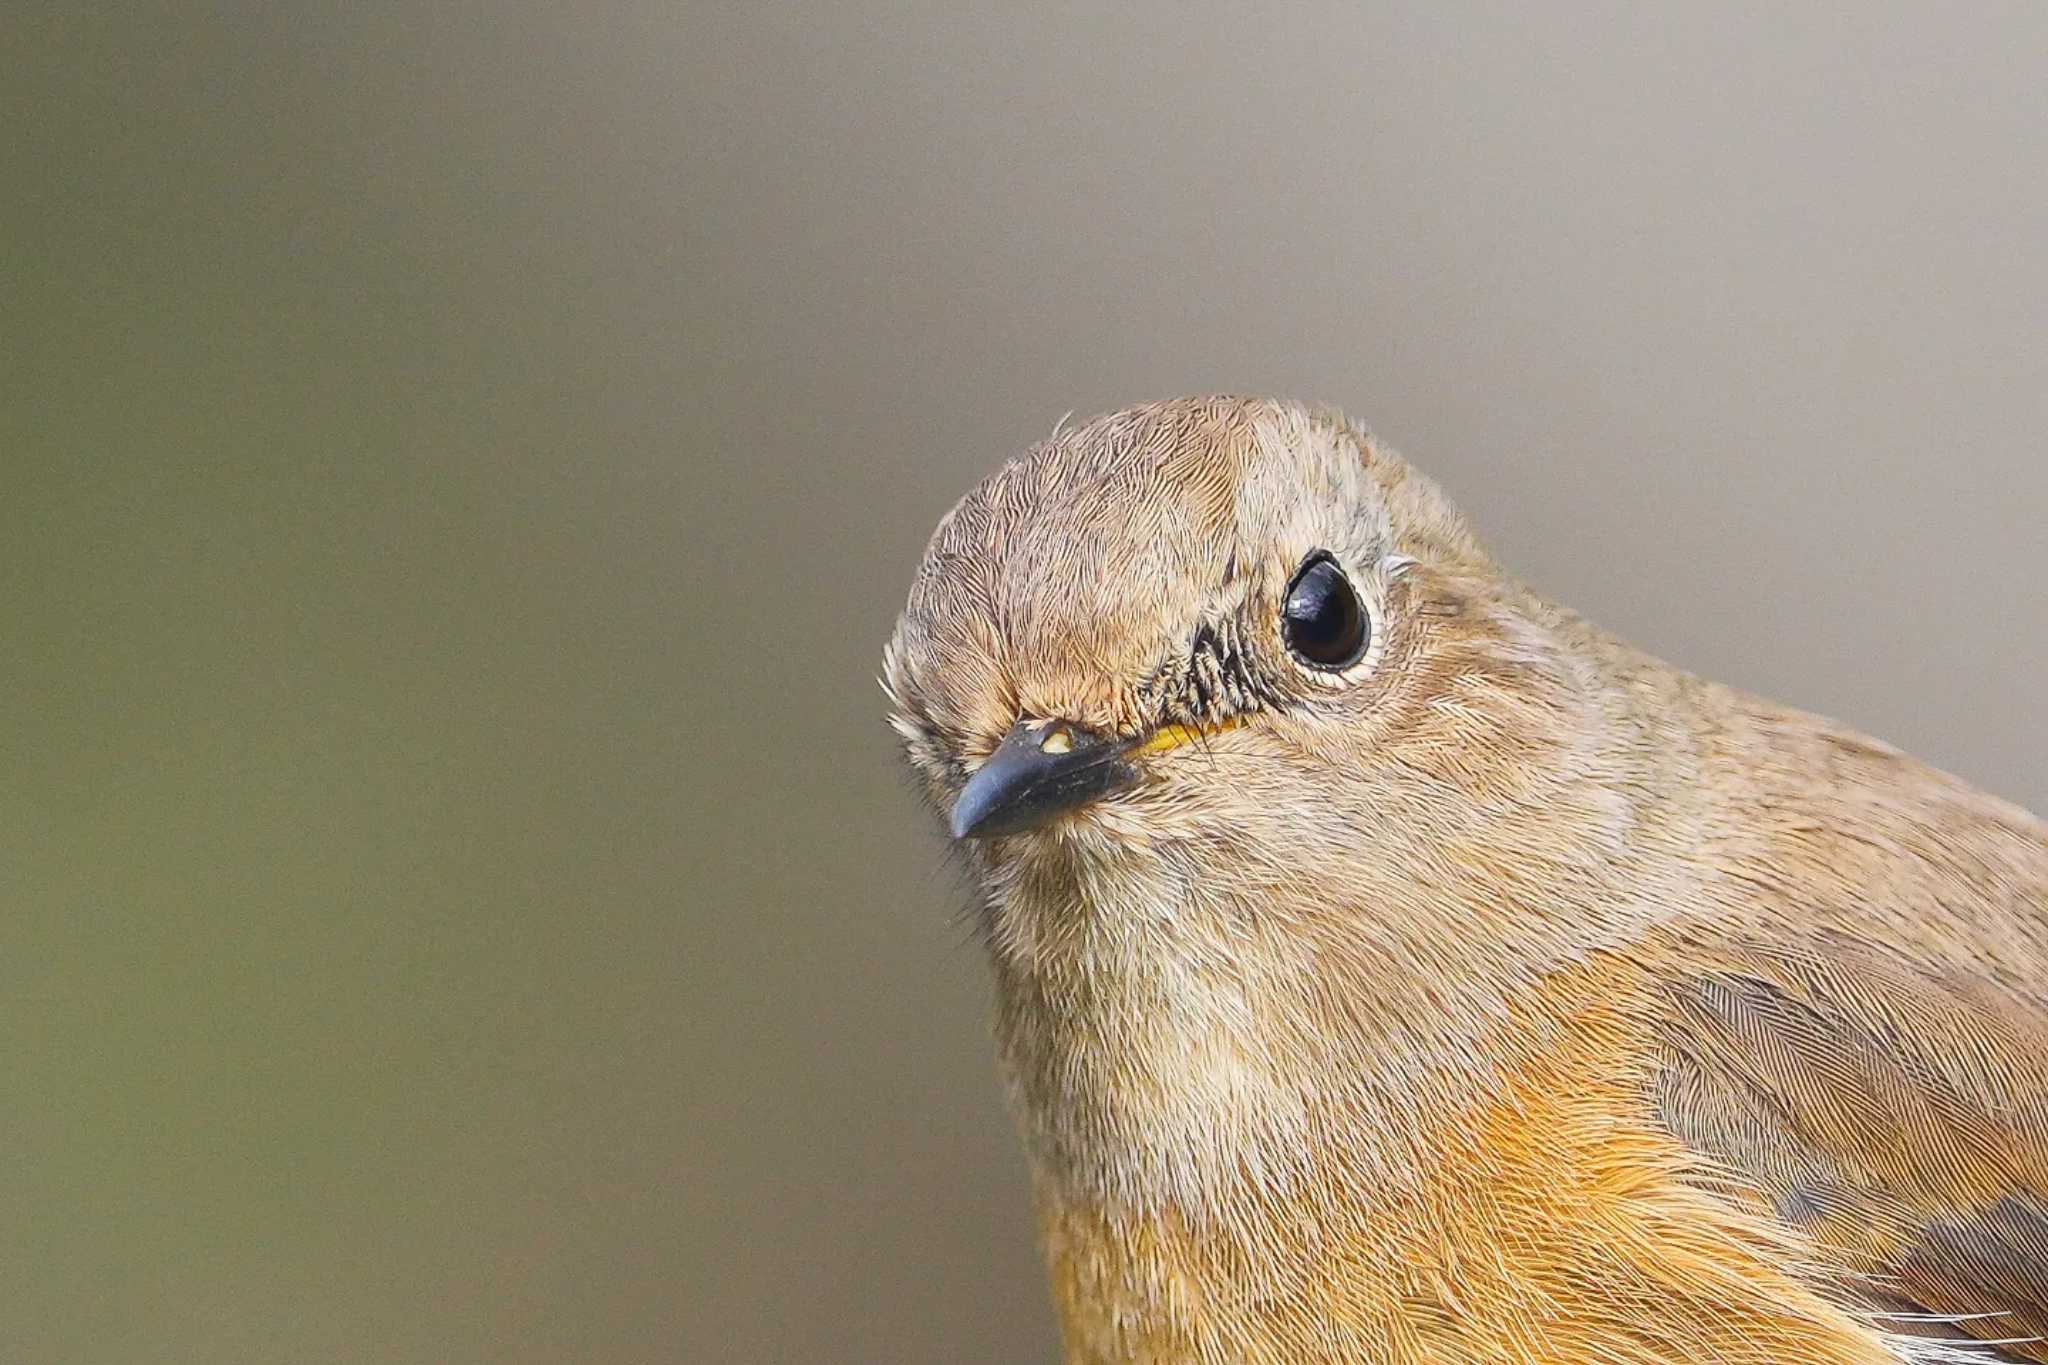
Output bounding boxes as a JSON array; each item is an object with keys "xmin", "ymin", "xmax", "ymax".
[{"xmin": 9, "ymin": 4, "xmax": 2044, "ymax": 1362}]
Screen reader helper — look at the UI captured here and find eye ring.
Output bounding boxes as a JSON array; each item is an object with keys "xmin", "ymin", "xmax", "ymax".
[{"xmin": 1281, "ymin": 552, "xmax": 1370, "ymax": 672}]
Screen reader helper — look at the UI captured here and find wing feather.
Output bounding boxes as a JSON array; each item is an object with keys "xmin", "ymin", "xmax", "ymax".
[{"xmin": 1657, "ymin": 939, "xmax": 2048, "ymax": 1362}]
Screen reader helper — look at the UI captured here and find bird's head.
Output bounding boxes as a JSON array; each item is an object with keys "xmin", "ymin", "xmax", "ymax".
[{"xmin": 883, "ymin": 397, "xmax": 1645, "ymax": 976}]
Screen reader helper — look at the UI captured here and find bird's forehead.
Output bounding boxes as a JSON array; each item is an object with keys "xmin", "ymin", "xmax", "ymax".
[
  {"xmin": 896, "ymin": 399, "xmax": 1381, "ymax": 732},
  {"xmin": 943, "ymin": 399, "xmax": 1372, "ymax": 594}
]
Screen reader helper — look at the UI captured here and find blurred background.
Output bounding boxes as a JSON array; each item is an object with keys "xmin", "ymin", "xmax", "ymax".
[{"xmin": 8, "ymin": 4, "xmax": 2045, "ymax": 1361}]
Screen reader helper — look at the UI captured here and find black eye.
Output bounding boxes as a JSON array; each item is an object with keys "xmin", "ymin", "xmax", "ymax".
[{"xmin": 1282, "ymin": 552, "xmax": 1369, "ymax": 670}]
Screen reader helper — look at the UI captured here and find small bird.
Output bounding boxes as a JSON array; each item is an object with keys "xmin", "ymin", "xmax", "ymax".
[{"xmin": 882, "ymin": 398, "xmax": 2048, "ymax": 1364}]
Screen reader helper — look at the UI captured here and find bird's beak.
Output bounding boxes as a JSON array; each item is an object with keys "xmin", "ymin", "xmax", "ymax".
[
  {"xmin": 948, "ymin": 715, "xmax": 1245, "ymax": 839},
  {"xmin": 949, "ymin": 720, "xmax": 1141, "ymax": 839}
]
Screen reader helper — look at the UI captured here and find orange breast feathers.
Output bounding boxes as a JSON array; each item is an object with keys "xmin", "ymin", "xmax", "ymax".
[{"xmin": 1037, "ymin": 958, "xmax": 1917, "ymax": 1365}]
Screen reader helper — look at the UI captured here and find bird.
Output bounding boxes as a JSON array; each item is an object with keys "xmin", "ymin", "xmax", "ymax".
[{"xmin": 880, "ymin": 397, "xmax": 2048, "ymax": 1364}]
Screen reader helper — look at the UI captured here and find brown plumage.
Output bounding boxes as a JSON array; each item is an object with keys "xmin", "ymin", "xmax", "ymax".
[{"xmin": 881, "ymin": 397, "xmax": 2048, "ymax": 1364}]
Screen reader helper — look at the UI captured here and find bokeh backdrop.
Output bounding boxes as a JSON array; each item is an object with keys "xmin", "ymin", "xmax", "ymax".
[{"xmin": 9, "ymin": 5, "xmax": 2046, "ymax": 1362}]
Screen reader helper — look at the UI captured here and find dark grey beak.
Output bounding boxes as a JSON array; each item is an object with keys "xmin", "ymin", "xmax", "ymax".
[{"xmin": 949, "ymin": 721, "xmax": 1141, "ymax": 839}]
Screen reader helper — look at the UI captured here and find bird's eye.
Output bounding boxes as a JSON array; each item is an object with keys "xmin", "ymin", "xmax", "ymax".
[{"xmin": 1282, "ymin": 552, "xmax": 1369, "ymax": 671}]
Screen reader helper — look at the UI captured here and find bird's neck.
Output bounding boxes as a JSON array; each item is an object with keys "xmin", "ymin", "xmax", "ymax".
[{"xmin": 985, "ymin": 848, "xmax": 1543, "ymax": 1221}]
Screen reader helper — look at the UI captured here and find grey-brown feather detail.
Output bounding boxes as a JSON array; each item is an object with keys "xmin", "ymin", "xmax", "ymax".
[{"xmin": 1656, "ymin": 943, "xmax": 2048, "ymax": 1361}]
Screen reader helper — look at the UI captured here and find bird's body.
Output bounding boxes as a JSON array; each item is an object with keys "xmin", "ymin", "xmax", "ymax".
[{"xmin": 883, "ymin": 398, "xmax": 2048, "ymax": 1363}]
